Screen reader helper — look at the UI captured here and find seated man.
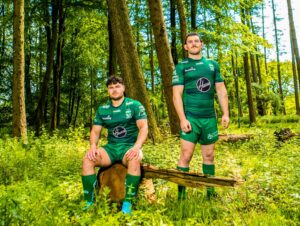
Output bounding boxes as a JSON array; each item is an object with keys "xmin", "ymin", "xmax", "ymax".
[{"xmin": 81, "ymin": 75, "xmax": 148, "ymax": 214}]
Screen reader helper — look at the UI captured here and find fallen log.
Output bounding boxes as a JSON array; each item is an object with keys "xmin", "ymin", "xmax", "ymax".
[
  {"xmin": 219, "ymin": 134, "xmax": 253, "ymax": 142},
  {"xmin": 98, "ymin": 163, "xmax": 241, "ymax": 202},
  {"xmin": 142, "ymin": 164, "xmax": 241, "ymax": 187},
  {"xmin": 274, "ymin": 128, "xmax": 300, "ymax": 142}
]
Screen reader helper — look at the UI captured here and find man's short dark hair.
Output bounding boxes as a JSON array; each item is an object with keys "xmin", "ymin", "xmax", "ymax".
[
  {"xmin": 106, "ymin": 75, "xmax": 124, "ymax": 87},
  {"xmin": 185, "ymin": 32, "xmax": 203, "ymax": 44}
]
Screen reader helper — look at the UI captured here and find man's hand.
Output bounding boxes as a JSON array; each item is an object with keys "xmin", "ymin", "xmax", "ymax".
[
  {"xmin": 180, "ymin": 119, "xmax": 192, "ymax": 132},
  {"xmin": 221, "ymin": 115, "xmax": 230, "ymax": 129},
  {"xmin": 125, "ymin": 146, "xmax": 140, "ymax": 161},
  {"xmin": 86, "ymin": 146, "xmax": 100, "ymax": 162}
]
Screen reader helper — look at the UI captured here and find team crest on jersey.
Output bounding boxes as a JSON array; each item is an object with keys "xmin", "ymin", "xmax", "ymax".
[
  {"xmin": 113, "ymin": 126, "xmax": 127, "ymax": 138},
  {"xmin": 125, "ymin": 109, "xmax": 132, "ymax": 119},
  {"xmin": 196, "ymin": 77, "xmax": 211, "ymax": 92},
  {"xmin": 138, "ymin": 106, "xmax": 146, "ymax": 117},
  {"xmin": 209, "ymin": 63, "xmax": 215, "ymax": 71}
]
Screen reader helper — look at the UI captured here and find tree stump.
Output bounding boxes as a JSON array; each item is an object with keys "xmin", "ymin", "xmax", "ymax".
[{"xmin": 97, "ymin": 163, "xmax": 156, "ymax": 202}]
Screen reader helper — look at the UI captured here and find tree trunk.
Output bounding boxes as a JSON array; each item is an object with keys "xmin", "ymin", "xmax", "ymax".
[
  {"xmin": 175, "ymin": 0, "xmax": 187, "ymax": 59},
  {"xmin": 148, "ymin": 0, "xmax": 180, "ymax": 135},
  {"xmin": 107, "ymin": 0, "xmax": 161, "ymax": 142},
  {"xmin": 25, "ymin": 40, "xmax": 33, "ymax": 124},
  {"xmin": 231, "ymin": 55, "xmax": 242, "ymax": 124},
  {"xmin": 271, "ymin": 0, "xmax": 285, "ymax": 115},
  {"xmin": 291, "ymin": 46, "xmax": 300, "ymax": 115},
  {"xmin": 190, "ymin": 0, "xmax": 197, "ymax": 30},
  {"xmin": 51, "ymin": 0, "xmax": 64, "ymax": 131},
  {"xmin": 73, "ymin": 95, "xmax": 81, "ymax": 127},
  {"xmin": 35, "ymin": 0, "xmax": 58, "ymax": 135},
  {"xmin": 261, "ymin": 2, "xmax": 268, "ymax": 76},
  {"xmin": 243, "ymin": 52, "xmax": 256, "ymax": 124},
  {"xmin": 170, "ymin": 0, "xmax": 178, "ymax": 65},
  {"xmin": 148, "ymin": 25, "xmax": 155, "ymax": 93},
  {"xmin": 108, "ymin": 15, "xmax": 117, "ymax": 76},
  {"xmin": 12, "ymin": 0, "xmax": 27, "ymax": 141},
  {"xmin": 287, "ymin": 0, "xmax": 300, "ymax": 101}
]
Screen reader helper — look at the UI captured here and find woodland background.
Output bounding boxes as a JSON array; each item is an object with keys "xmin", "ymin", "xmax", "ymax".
[{"xmin": 1, "ymin": 0, "xmax": 300, "ymax": 225}]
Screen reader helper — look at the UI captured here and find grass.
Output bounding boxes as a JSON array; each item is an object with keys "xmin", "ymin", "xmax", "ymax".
[{"xmin": 0, "ymin": 122, "xmax": 299, "ymax": 225}]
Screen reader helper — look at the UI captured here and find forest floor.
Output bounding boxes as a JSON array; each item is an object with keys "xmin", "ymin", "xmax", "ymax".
[{"xmin": 0, "ymin": 120, "xmax": 299, "ymax": 225}]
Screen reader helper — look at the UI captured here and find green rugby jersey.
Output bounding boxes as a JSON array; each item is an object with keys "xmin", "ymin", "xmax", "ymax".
[
  {"xmin": 93, "ymin": 97, "xmax": 147, "ymax": 144},
  {"xmin": 172, "ymin": 57, "xmax": 224, "ymax": 118}
]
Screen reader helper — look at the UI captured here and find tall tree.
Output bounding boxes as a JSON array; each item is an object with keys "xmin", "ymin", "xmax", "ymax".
[
  {"xmin": 35, "ymin": 0, "xmax": 59, "ymax": 135},
  {"xmin": 148, "ymin": 0, "xmax": 180, "ymax": 135},
  {"xmin": 261, "ymin": 1, "xmax": 268, "ymax": 76},
  {"xmin": 170, "ymin": 0, "xmax": 178, "ymax": 64},
  {"xmin": 12, "ymin": 0, "xmax": 27, "ymax": 140},
  {"xmin": 108, "ymin": 15, "xmax": 117, "ymax": 76},
  {"xmin": 190, "ymin": 0, "xmax": 197, "ymax": 30},
  {"xmin": 51, "ymin": 0, "xmax": 64, "ymax": 131},
  {"xmin": 287, "ymin": 0, "xmax": 300, "ymax": 92},
  {"xmin": 175, "ymin": 0, "xmax": 187, "ymax": 59},
  {"xmin": 271, "ymin": 0, "xmax": 285, "ymax": 114},
  {"xmin": 241, "ymin": 4, "xmax": 256, "ymax": 124},
  {"xmin": 287, "ymin": 0, "xmax": 300, "ymax": 115},
  {"xmin": 107, "ymin": 0, "xmax": 161, "ymax": 141}
]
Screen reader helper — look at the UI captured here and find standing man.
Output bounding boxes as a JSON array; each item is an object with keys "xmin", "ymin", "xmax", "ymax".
[
  {"xmin": 81, "ymin": 75, "xmax": 148, "ymax": 214},
  {"xmin": 172, "ymin": 32, "xmax": 229, "ymax": 199}
]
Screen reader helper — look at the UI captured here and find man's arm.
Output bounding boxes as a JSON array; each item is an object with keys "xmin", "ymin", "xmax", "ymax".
[
  {"xmin": 173, "ymin": 85, "xmax": 192, "ymax": 132},
  {"xmin": 125, "ymin": 119, "xmax": 148, "ymax": 160},
  {"xmin": 86, "ymin": 125, "xmax": 102, "ymax": 161},
  {"xmin": 215, "ymin": 82, "xmax": 229, "ymax": 128}
]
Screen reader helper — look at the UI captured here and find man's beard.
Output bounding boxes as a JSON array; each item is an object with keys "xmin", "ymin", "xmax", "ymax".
[
  {"xmin": 110, "ymin": 95, "xmax": 123, "ymax": 101},
  {"xmin": 189, "ymin": 50, "xmax": 201, "ymax": 55}
]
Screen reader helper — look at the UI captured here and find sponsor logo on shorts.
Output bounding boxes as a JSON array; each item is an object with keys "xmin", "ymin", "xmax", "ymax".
[
  {"xmin": 196, "ymin": 77, "xmax": 211, "ymax": 92},
  {"xmin": 113, "ymin": 126, "xmax": 127, "ymax": 138},
  {"xmin": 207, "ymin": 131, "xmax": 218, "ymax": 140}
]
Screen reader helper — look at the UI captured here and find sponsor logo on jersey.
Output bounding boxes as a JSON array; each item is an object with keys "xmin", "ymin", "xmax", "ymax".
[
  {"xmin": 209, "ymin": 63, "xmax": 215, "ymax": 71},
  {"xmin": 126, "ymin": 101, "xmax": 133, "ymax": 106},
  {"xmin": 196, "ymin": 62, "xmax": 204, "ymax": 65},
  {"xmin": 113, "ymin": 126, "xmax": 127, "ymax": 138},
  {"xmin": 113, "ymin": 109, "xmax": 121, "ymax": 113},
  {"xmin": 207, "ymin": 131, "xmax": 218, "ymax": 140},
  {"xmin": 102, "ymin": 105, "xmax": 110, "ymax": 109},
  {"xmin": 102, "ymin": 115, "xmax": 111, "ymax": 120},
  {"xmin": 184, "ymin": 67, "xmax": 196, "ymax": 73},
  {"xmin": 196, "ymin": 77, "xmax": 211, "ymax": 92},
  {"xmin": 182, "ymin": 60, "xmax": 189, "ymax": 64}
]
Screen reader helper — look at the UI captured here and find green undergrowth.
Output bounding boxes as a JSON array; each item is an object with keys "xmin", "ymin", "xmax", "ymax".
[{"xmin": 0, "ymin": 123, "xmax": 299, "ymax": 225}]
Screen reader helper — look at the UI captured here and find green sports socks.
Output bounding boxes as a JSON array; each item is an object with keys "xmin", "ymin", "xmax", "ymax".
[
  {"xmin": 177, "ymin": 166, "xmax": 189, "ymax": 200},
  {"xmin": 82, "ymin": 174, "xmax": 97, "ymax": 203},
  {"xmin": 202, "ymin": 164, "xmax": 216, "ymax": 198},
  {"xmin": 124, "ymin": 174, "xmax": 141, "ymax": 202}
]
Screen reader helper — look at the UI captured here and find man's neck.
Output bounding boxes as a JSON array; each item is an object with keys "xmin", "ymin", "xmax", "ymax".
[
  {"xmin": 111, "ymin": 96, "xmax": 125, "ymax": 107},
  {"xmin": 188, "ymin": 53, "xmax": 202, "ymax": 60}
]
